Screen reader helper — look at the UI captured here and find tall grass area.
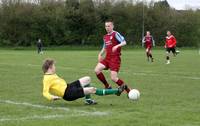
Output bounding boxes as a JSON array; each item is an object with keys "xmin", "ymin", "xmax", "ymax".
[{"xmin": 0, "ymin": 49, "xmax": 199, "ymax": 126}]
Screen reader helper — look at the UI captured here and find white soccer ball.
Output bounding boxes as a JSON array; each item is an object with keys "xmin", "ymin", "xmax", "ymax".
[{"xmin": 128, "ymin": 89, "xmax": 140, "ymax": 100}]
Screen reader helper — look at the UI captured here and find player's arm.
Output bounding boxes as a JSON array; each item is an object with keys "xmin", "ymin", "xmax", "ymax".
[
  {"xmin": 43, "ymin": 82, "xmax": 61, "ymax": 101},
  {"xmin": 142, "ymin": 37, "xmax": 146, "ymax": 43},
  {"xmin": 152, "ymin": 36, "xmax": 155, "ymax": 46},
  {"xmin": 142, "ymin": 37, "xmax": 145, "ymax": 47},
  {"xmin": 118, "ymin": 40, "xmax": 126, "ymax": 47},
  {"xmin": 164, "ymin": 38, "xmax": 167, "ymax": 48},
  {"xmin": 173, "ymin": 36, "xmax": 177, "ymax": 47},
  {"xmin": 113, "ymin": 32, "xmax": 126, "ymax": 52},
  {"xmin": 98, "ymin": 44, "xmax": 105, "ymax": 62}
]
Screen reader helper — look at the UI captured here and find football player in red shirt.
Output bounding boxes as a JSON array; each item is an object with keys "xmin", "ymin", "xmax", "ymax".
[
  {"xmin": 142, "ymin": 31, "xmax": 155, "ymax": 62},
  {"xmin": 165, "ymin": 31, "xmax": 177, "ymax": 64},
  {"xmin": 94, "ymin": 20, "xmax": 131, "ymax": 93}
]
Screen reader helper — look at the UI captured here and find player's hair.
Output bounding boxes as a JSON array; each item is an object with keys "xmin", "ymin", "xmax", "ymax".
[
  {"xmin": 105, "ymin": 19, "xmax": 114, "ymax": 25},
  {"xmin": 167, "ymin": 30, "xmax": 171, "ymax": 33},
  {"xmin": 42, "ymin": 59, "xmax": 54, "ymax": 73}
]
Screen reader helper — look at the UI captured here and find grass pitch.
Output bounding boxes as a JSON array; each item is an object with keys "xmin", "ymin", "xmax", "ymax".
[{"xmin": 0, "ymin": 49, "xmax": 200, "ymax": 126}]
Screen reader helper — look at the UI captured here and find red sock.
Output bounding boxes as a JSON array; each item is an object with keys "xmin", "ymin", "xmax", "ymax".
[
  {"xmin": 125, "ymin": 87, "xmax": 130, "ymax": 93},
  {"xmin": 116, "ymin": 79, "xmax": 130, "ymax": 93},
  {"xmin": 116, "ymin": 79, "xmax": 124, "ymax": 86},
  {"xmin": 96, "ymin": 72, "xmax": 109, "ymax": 88}
]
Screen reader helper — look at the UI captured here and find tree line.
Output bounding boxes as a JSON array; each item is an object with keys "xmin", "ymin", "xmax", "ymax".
[{"xmin": 0, "ymin": 0, "xmax": 199, "ymax": 47}]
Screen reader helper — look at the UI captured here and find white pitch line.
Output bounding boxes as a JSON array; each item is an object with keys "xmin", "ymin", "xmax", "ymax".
[
  {"xmin": 0, "ymin": 99, "xmax": 70, "ymax": 111},
  {"xmin": 129, "ymin": 72, "xmax": 200, "ymax": 80},
  {"xmin": 0, "ymin": 99, "xmax": 109, "ymax": 117},
  {"xmin": 0, "ymin": 114, "xmax": 65, "ymax": 122},
  {"xmin": 0, "ymin": 111, "xmax": 109, "ymax": 122}
]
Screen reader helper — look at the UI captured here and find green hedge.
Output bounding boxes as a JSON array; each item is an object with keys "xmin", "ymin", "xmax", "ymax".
[{"xmin": 0, "ymin": 0, "xmax": 199, "ymax": 47}]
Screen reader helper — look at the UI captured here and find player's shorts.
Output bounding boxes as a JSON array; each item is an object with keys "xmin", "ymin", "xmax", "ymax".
[
  {"xmin": 100, "ymin": 56, "xmax": 121, "ymax": 72},
  {"xmin": 63, "ymin": 80, "xmax": 85, "ymax": 101},
  {"xmin": 166, "ymin": 47, "xmax": 176, "ymax": 54},
  {"xmin": 145, "ymin": 44, "xmax": 152, "ymax": 50}
]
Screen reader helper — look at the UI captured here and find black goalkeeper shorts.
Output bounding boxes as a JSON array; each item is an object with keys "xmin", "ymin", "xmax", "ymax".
[
  {"xmin": 166, "ymin": 47, "xmax": 176, "ymax": 54},
  {"xmin": 63, "ymin": 80, "xmax": 85, "ymax": 101}
]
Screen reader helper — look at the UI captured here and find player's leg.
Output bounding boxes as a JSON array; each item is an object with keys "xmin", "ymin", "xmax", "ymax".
[
  {"xmin": 40, "ymin": 47, "xmax": 43, "ymax": 54},
  {"xmin": 83, "ymin": 85, "xmax": 125, "ymax": 96},
  {"xmin": 77, "ymin": 76, "xmax": 96, "ymax": 104},
  {"xmin": 110, "ymin": 71, "xmax": 130, "ymax": 93},
  {"xmin": 109, "ymin": 57, "xmax": 131, "ymax": 93},
  {"xmin": 39, "ymin": 47, "xmax": 41, "ymax": 54},
  {"xmin": 81, "ymin": 87, "xmax": 96, "ymax": 105},
  {"xmin": 37, "ymin": 47, "xmax": 40, "ymax": 54},
  {"xmin": 63, "ymin": 80, "xmax": 85, "ymax": 101},
  {"xmin": 146, "ymin": 48, "xmax": 150, "ymax": 61},
  {"xmin": 94, "ymin": 63, "xmax": 111, "ymax": 89},
  {"xmin": 83, "ymin": 86, "xmax": 121, "ymax": 105},
  {"xmin": 175, "ymin": 47, "xmax": 180, "ymax": 55},
  {"xmin": 148, "ymin": 48, "xmax": 154, "ymax": 62},
  {"xmin": 172, "ymin": 48, "xmax": 176, "ymax": 56},
  {"xmin": 62, "ymin": 79, "xmax": 96, "ymax": 105},
  {"xmin": 79, "ymin": 76, "xmax": 91, "ymax": 87},
  {"xmin": 166, "ymin": 48, "xmax": 170, "ymax": 64}
]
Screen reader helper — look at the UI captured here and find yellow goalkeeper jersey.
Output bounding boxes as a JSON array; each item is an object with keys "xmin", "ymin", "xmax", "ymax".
[{"xmin": 43, "ymin": 74, "xmax": 67, "ymax": 100}]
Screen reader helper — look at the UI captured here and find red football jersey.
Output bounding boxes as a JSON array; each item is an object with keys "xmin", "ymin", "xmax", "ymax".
[
  {"xmin": 144, "ymin": 36, "xmax": 153, "ymax": 48},
  {"xmin": 103, "ymin": 31, "xmax": 124, "ymax": 58},
  {"xmin": 165, "ymin": 35, "xmax": 176, "ymax": 48}
]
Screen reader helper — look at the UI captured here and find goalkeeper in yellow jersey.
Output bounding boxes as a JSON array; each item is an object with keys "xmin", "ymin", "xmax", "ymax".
[{"xmin": 42, "ymin": 59, "xmax": 125, "ymax": 105}]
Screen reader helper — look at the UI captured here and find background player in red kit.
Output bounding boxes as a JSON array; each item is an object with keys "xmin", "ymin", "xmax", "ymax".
[
  {"xmin": 164, "ymin": 31, "xmax": 177, "ymax": 64},
  {"xmin": 94, "ymin": 20, "xmax": 131, "ymax": 93},
  {"xmin": 142, "ymin": 31, "xmax": 155, "ymax": 62}
]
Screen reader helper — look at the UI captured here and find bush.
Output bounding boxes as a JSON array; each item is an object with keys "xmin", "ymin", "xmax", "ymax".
[{"xmin": 0, "ymin": 0, "xmax": 199, "ymax": 47}]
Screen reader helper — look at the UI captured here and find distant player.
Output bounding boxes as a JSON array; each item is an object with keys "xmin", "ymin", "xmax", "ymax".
[
  {"xmin": 37, "ymin": 38, "xmax": 43, "ymax": 54},
  {"xmin": 94, "ymin": 20, "xmax": 131, "ymax": 93},
  {"xmin": 142, "ymin": 31, "xmax": 155, "ymax": 62},
  {"xmin": 164, "ymin": 31, "xmax": 177, "ymax": 64},
  {"xmin": 42, "ymin": 59, "xmax": 125, "ymax": 105}
]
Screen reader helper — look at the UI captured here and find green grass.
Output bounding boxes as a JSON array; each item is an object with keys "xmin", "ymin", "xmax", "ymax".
[{"xmin": 0, "ymin": 49, "xmax": 200, "ymax": 126}]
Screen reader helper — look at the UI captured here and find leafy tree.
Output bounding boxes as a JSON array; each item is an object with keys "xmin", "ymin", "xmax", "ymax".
[{"xmin": 0, "ymin": 0, "xmax": 199, "ymax": 47}]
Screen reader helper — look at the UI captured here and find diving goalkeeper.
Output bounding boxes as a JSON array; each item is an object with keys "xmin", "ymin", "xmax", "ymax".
[{"xmin": 42, "ymin": 59, "xmax": 125, "ymax": 105}]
